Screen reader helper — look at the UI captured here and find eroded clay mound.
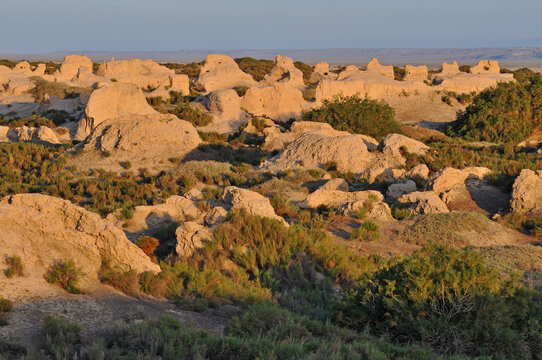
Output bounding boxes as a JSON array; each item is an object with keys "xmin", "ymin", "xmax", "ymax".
[
  {"xmin": 73, "ymin": 113, "xmax": 201, "ymax": 172},
  {"xmin": 76, "ymin": 82, "xmax": 157, "ymax": 139},
  {"xmin": 258, "ymin": 129, "xmax": 408, "ymax": 174},
  {"xmin": 0, "ymin": 194, "xmax": 159, "ymax": 302}
]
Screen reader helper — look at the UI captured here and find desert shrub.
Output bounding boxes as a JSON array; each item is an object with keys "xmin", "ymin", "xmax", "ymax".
[
  {"xmin": 302, "ymin": 95, "xmax": 401, "ymax": 139},
  {"xmin": 39, "ymin": 316, "xmax": 82, "ymax": 358},
  {"xmin": 0, "ymin": 114, "xmax": 56, "ymax": 129},
  {"xmin": 41, "ymin": 109, "xmax": 75, "ymax": 125},
  {"xmin": 391, "ymin": 205, "xmax": 412, "ymax": 220},
  {"xmin": 136, "ymin": 236, "xmax": 160, "ymax": 258},
  {"xmin": 146, "ymin": 95, "xmax": 163, "ymax": 106},
  {"xmin": 120, "ymin": 160, "xmax": 132, "ymax": 170},
  {"xmin": 198, "ymin": 131, "xmax": 228, "ymax": 144},
  {"xmin": 43, "ymin": 259, "xmax": 84, "ymax": 294},
  {"xmin": 459, "ymin": 65, "xmax": 471, "ymax": 73},
  {"xmin": 350, "ymin": 220, "xmax": 380, "ymax": 241},
  {"xmin": 162, "ymin": 62, "xmax": 202, "ymax": 82},
  {"xmin": 3, "ymin": 255, "xmax": 23, "ymax": 279},
  {"xmin": 393, "ymin": 66, "xmax": 406, "ymax": 81},
  {"xmin": 19, "ymin": 305, "xmax": 464, "ymax": 359},
  {"xmin": 98, "ymin": 261, "xmax": 140, "ymax": 296},
  {"xmin": 354, "ymin": 194, "xmax": 379, "ymax": 220},
  {"xmin": 446, "ymin": 73, "xmax": 542, "ymax": 143},
  {"xmin": 405, "ymin": 138, "xmax": 542, "ymax": 180},
  {"xmin": 142, "ymin": 210, "xmax": 380, "ymax": 315},
  {"xmin": 270, "ymin": 193, "xmax": 299, "ymax": 220},
  {"xmin": 169, "ymin": 102, "xmax": 213, "ymax": 127},
  {"xmin": 0, "ymin": 298, "xmax": 12, "ymax": 313},
  {"xmin": 334, "ymin": 244, "xmax": 542, "ymax": 358},
  {"xmin": 234, "ymin": 57, "xmax": 274, "ymax": 81}
]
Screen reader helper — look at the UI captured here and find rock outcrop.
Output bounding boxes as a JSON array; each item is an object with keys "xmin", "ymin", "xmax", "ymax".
[
  {"xmin": 379, "ymin": 133, "xmax": 430, "ymax": 156},
  {"xmin": 47, "ymin": 55, "xmax": 94, "ymax": 83},
  {"xmin": 241, "ymin": 83, "xmax": 307, "ymax": 121},
  {"xmin": 398, "ymin": 191, "xmax": 449, "ymax": 214},
  {"xmin": 263, "ymin": 55, "xmax": 305, "ymax": 89},
  {"xmin": 318, "ymin": 178, "xmax": 349, "ymax": 192},
  {"xmin": 195, "ymin": 54, "xmax": 257, "ymax": 92},
  {"xmin": 300, "ymin": 189, "xmax": 383, "ymax": 209},
  {"xmin": 76, "ymin": 82, "xmax": 157, "ymax": 139},
  {"xmin": 469, "ymin": 60, "xmax": 500, "ymax": 74},
  {"xmin": 365, "ymin": 58, "xmax": 394, "ymax": 79},
  {"xmin": 97, "ymin": 58, "xmax": 189, "ymax": 95},
  {"xmin": 74, "ymin": 114, "xmax": 201, "ymax": 172},
  {"xmin": 222, "ymin": 186, "xmax": 286, "ymax": 224},
  {"xmin": 197, "ymin": 89, "xmax": 248, "ymax": 133},
  {"xmin": 310, "ymin": 62, "xmax": 338, "ymax": 83},
  {"xmin": 510, "ymin": 169, "xmax": 542, "ymax": 216},
  {"xmin": 387, "ymin": 180, "xmax": 417, "ymax": 199},
  {"xmin": 439, "ymin": 61, "xmax": 460, "ymax": 76},
  {"xmin": 106, "ymin": 195, "xmax": 202, "ymax": 238},
  {"xmin": 259, "ymin": 129, "xmax": 405, "ymax": 174},
  {"xmin": 428, "ymin": 167, "xmax": 492, "ymax": 195},
  {"xmin": 175, "ymin": 222, "xmax": 213, "ymax": 257},
  {"xmin": 403, "ymin": 65, "xmax": 428, "ymax": 81},
  {"xmin": 0, "ymin": 193, "xmax": 159, "ymax": 299}
]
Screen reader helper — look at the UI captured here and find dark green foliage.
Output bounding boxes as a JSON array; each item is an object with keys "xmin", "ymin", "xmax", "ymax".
[
  {"xmin": 169, "ymin": 102, "xmax": 213, "ymax": 127},
  {"xmin": 39, "ymin": 316, "xmax": 82, "ymax": 358},
  {"xmin": 0, "ymin": 114, "xmax": 56, "ymax": 129},
  {"xmin": 22, "ymin": 310, "xmax": 458, "ymax": 360},
  {"xmin": 302, "ymin": 95, "xmax": 401, "ymax": 139},
  {"xmin": 142, "ymin": 210, "xmax": 380, "ymax": 314},
  {"xmin": 335, "ymin": 244, "xmax": 542, "ymax": 358},
  {"xmin": 98, "ymin": 261, "xmax": 140, "ymax": 296},
  {"xmin": 391, "ymin": 205, "xmax": 412, "ymax": 220},
  {"xmin": 446, "ymin": 73, "xmax": 542, "ymax": 143},
  {"xmin": 43, "ymin": 259, "xmax": 84, "ymax": 294},
  {"xmin": 161, "ymin": 61, "xmax": 202, "ymax": 83},
  {"xmin": 393, "ymin": 66, "xmax": 406, "ymax": 81},
  {"xmin": 234, "ymin": 57, "xmax": 274, "ymax": 81}
]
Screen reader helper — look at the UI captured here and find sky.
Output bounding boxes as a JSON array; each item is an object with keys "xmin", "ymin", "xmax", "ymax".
[{"xmin": 2, "ymin": 0, "xmax": 542, "ymax": 53}]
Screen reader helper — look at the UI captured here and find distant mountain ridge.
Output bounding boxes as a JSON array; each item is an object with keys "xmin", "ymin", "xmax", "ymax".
[{"xmin": 2, "ymin": 48, "xmax": 542, "ymax": 67}]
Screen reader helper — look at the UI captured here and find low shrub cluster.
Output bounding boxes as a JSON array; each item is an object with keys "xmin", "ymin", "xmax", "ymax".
[
  {"xmin": 446, "ymin": 72, "xmax": 542, "ymax": 143},
  {"xmin": 169, "ymin": 101, "xmax": 213, "ymax": 127},
  {"xmin": 334, "ymin": 245, "xmax": 542, "ymax": 358},
  {"xmin": 3, "ymin": 255, "xmax": 23, "ymax": 279},
  {"xmin": 302, "ymin": 95, "xmax": 401, "ymax": 139},
  {"xmin": 43, "ymin": 259, "xmax": 84, "ymax": 294}
]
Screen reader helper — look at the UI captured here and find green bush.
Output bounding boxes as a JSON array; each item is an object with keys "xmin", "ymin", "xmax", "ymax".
[
  {"xmin": 43, "ymin": 259, "xmax": 84, "ymax": 294},
  {"xmin": 446, "ymin": 73, "xmax": 542, "ymax": 143},
  {"xmin": 234, "ymin": 57, "xmax": 274, "ymax": 81},
  {"xmin": 350, "ymin": 220, "xmax": 380, "ymax": 241},
  {"xmin": 40, "ymin": 316, "xmax": 82, "ymax": 358},
  {"xmin": 334, "ymin": 244, "xmax": 542, "ymax": 358},
  {"xmin": 302, "ymin": 95, "xmax": 401, "ymax": 139},
  {"xmin": 169, "ymin": 102, "xmax": 213, "ymax": 127}
]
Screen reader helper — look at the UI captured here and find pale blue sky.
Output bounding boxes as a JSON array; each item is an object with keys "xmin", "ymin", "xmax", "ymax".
[{"xmin": 2, "ymin": 0, "xmax": 542, "ymax": 53}]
